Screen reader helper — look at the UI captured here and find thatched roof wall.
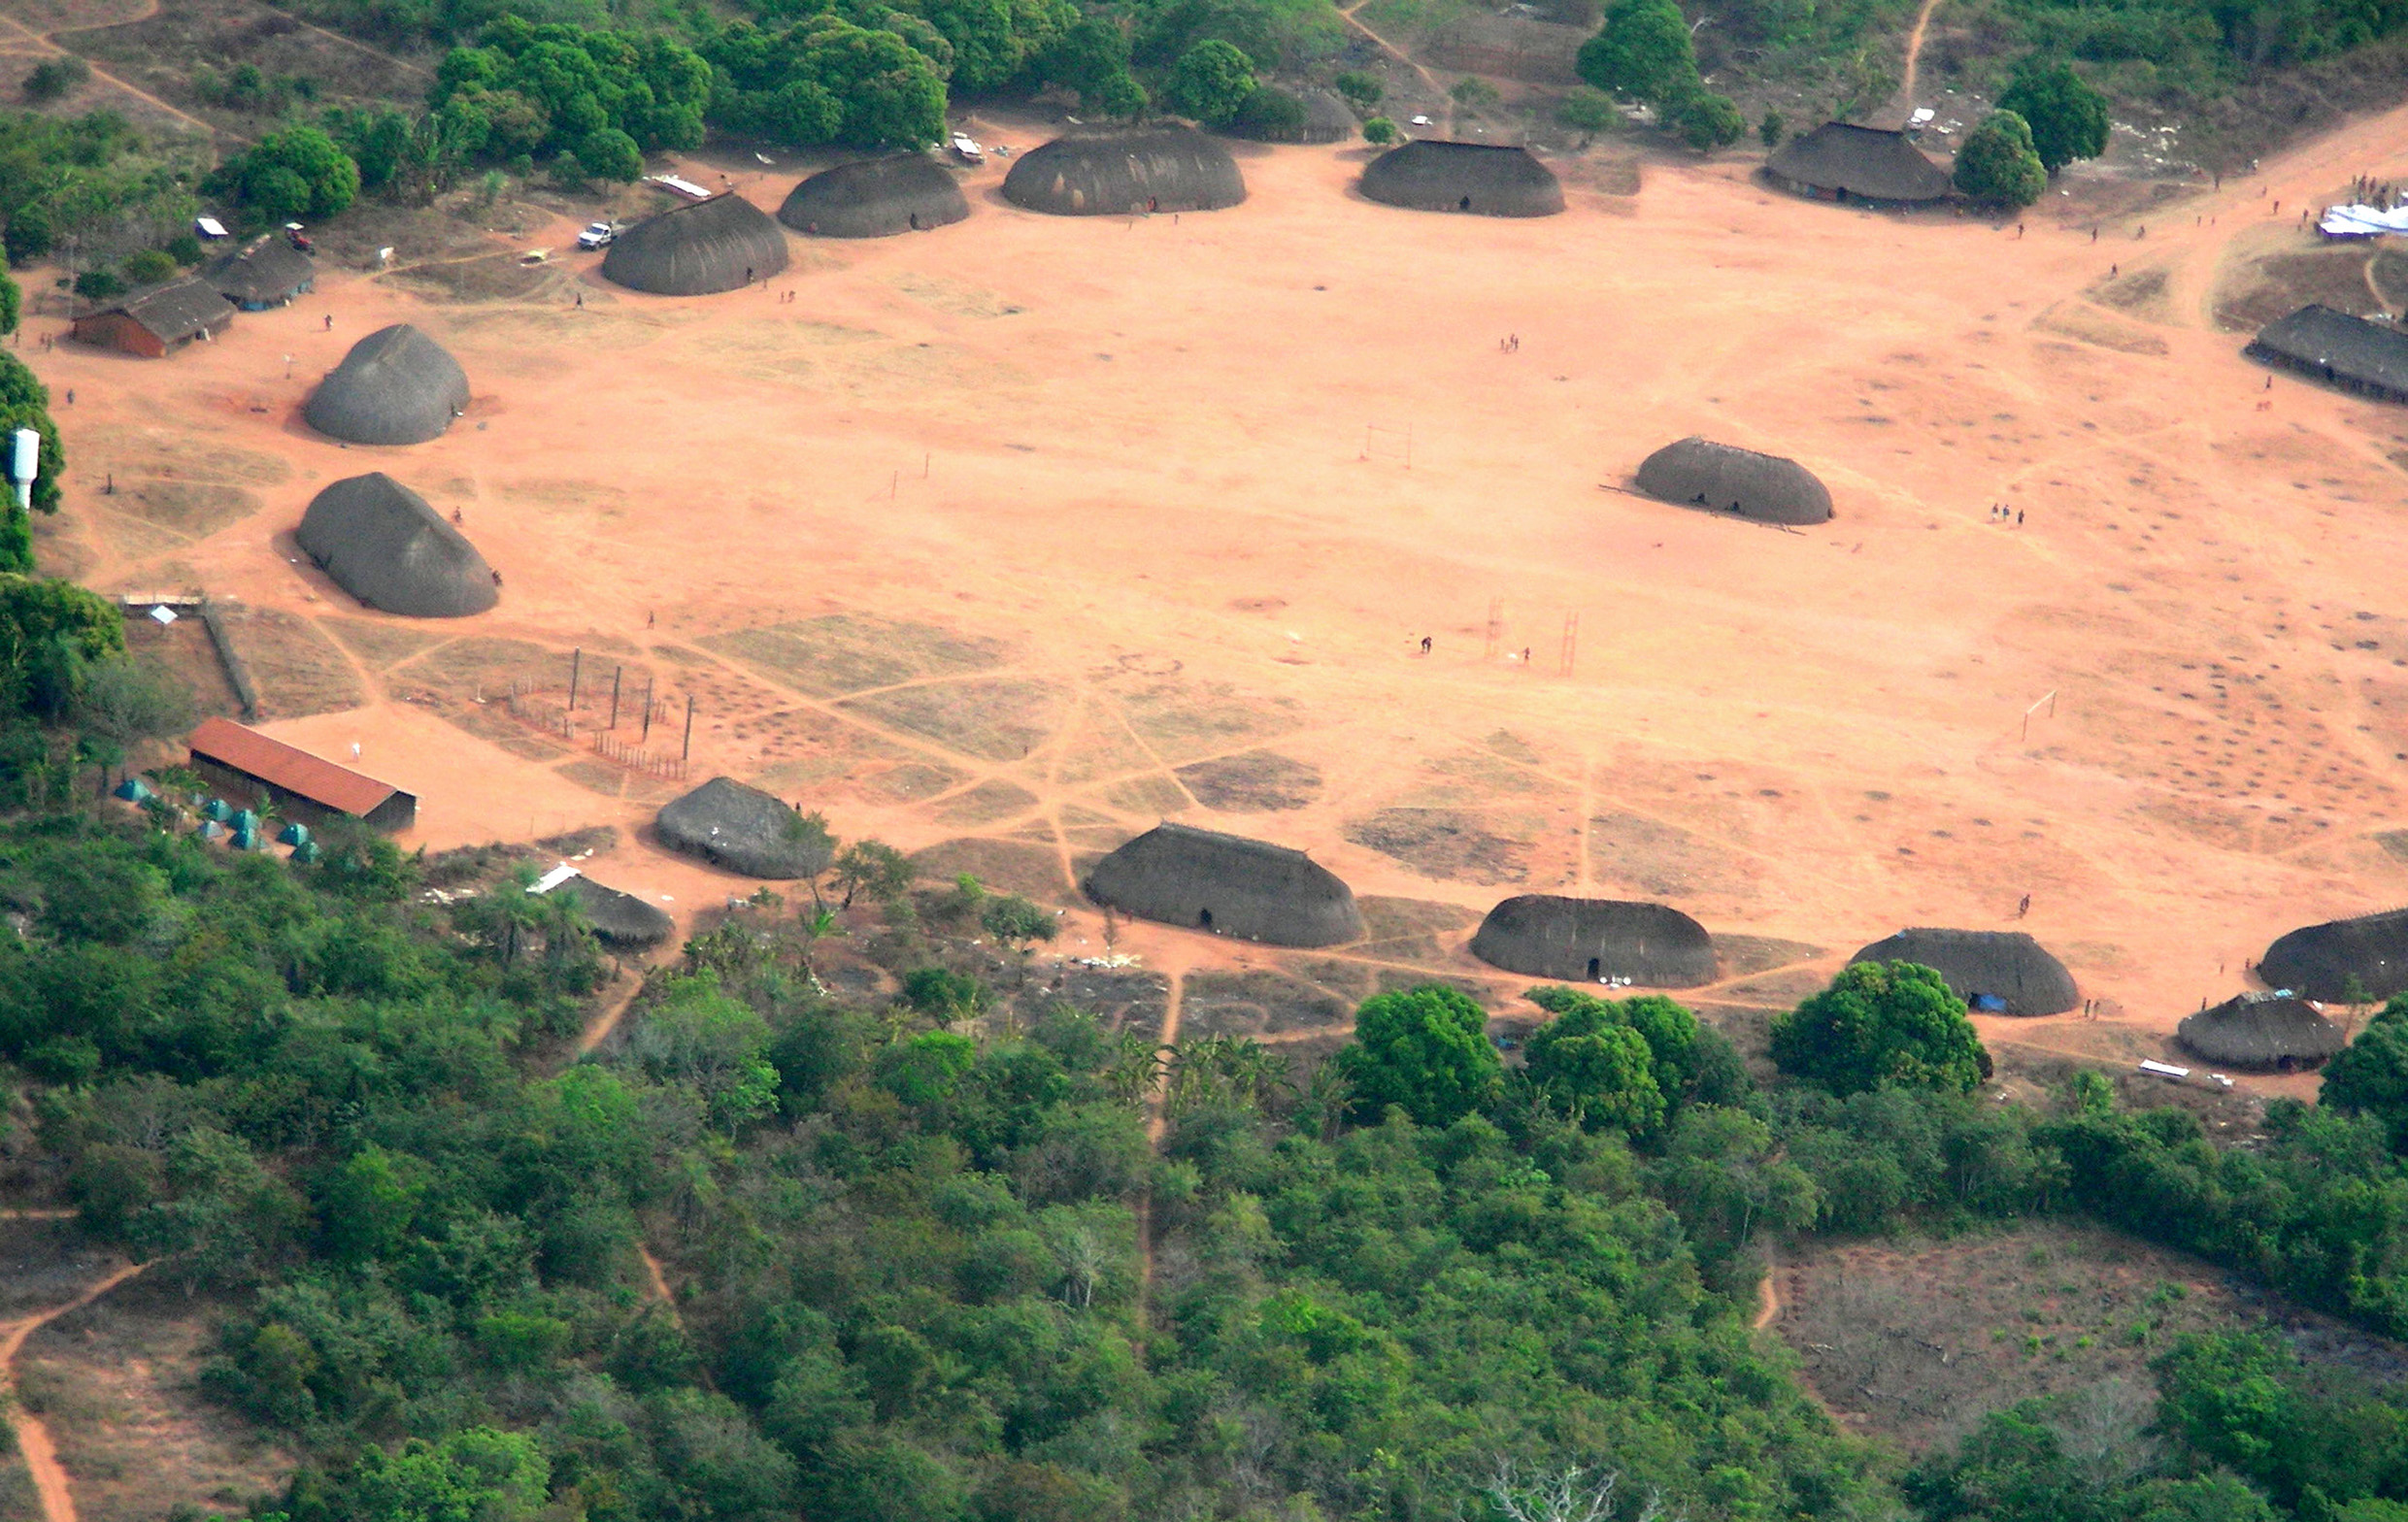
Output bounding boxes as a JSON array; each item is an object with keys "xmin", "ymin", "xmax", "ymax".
[
  {"xmin": 779, "ymin": 156, "xmax": 970, "ymax": 238},
  {"xmin": 1470, "ymin": 895, "xmax": 1715, "ymax": 986},
  {"xmin": 296, "ymin": 473, "xmax": 497, "ymax": 618},
  {"xmin": 656, "ymin": 777, "xmax": 834, "ymax": 877},
  {"xmin": 1224, "ymin": 85, "xmax": 1355, "ymax": 144},
  {"xmin": 1850, "ymin": 928, "xmax": 2078, "ymax": 1015},
  {"xmin": 1359, "ymin": 141, "xmax": 1563, "ymax": 216},
  {"xmin": 1003, "ymin": 128, "xmax": 1246, "ymax": 215},
  {"xmin": 1765, "ymin": 122, "xmax": 1950, "ymax": 204},
  {"xmin": 304, "ymin": 324, "xmax": 471, "ymax": 446},
  {"xmin": 602, "ymin": 194, "xmax": 790, "ymax": 295},
  {"xmin": 2246, "ymin": 306, "xmax": 2408, "ymax": 402},
  {"xmin": 2178, "ymin": 990, "xmax": 2344, "ymax": 1071},
  {"xmin": 1634, "ymin": 437, "xmax": 1833, "ymax": 525},
  {"xmin": 557, "ymin": 876, "xmax": 675, "ymax": 947},
  {"xmin": 2260, "ymin": 907, "xmax": 2408, "ymax": 1002},
  {"xmin": 1086, "ymin": 821, "xmax": 1360, "ymax": 945}
]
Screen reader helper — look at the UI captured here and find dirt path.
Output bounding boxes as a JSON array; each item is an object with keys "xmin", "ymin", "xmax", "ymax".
[
  {"xmin": 1888, "ymin": 0, "xmax": 1944, "ymax": 124},
  {"xmin": 1337, "ymin": 0, "xmax": 1448, "ymax": 127},
  {"xmin": 0, "ymin": 10, "xmax": 220, "ymax": 137},
  {"xmin": 570, "ymin": 967, "xmax": 646, "ymax": 1060},
  {"xmin": 1755, "ymin": 1246, "xmax": 1781, "ymax": 1330},
  {"xmin": 2, "ymin": 1260, "xmax": 145, "ymax": 1522}
]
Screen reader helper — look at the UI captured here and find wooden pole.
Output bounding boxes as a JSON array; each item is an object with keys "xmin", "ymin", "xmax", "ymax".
[
  {"xmin": 683, "ymin": 697, "xmax": 694, "ymax": 761},
  {"xmin": 609, "ymin": 665, "xmax": 621, "ymax": 729},
  {"xmin": 568, "ymin": 647, "xmax": 582, "ymax": 711},
  {"xmin": 642, "ymin": 677, "xmax": 654, "ymax": 742}
]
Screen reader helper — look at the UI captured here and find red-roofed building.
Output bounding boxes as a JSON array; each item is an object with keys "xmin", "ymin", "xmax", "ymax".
[{"xmin": 186, "ymin": 717, "xmax": 418, "ymax": 830}]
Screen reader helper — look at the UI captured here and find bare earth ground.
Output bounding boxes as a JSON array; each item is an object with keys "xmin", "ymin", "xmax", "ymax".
[
  {"xmin": 22, "ymin": 105, "xmax": 2408, "ymax": 1103},
  {"xmin": 1776, "ymin": 1219, "xmax": 2408, "ymax": 1453}
]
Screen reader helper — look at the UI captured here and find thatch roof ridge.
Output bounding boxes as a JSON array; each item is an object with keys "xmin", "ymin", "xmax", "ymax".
[
  {"xmin": 1359, "ymin": 140, "xmax": 1564, "ymax": 216},
  {"xmin": 296, "ymin": 473, "xmax": 497, "ymax": 618},
  {"xmin": 1634, "ymin": 437, "xmax": 1834, "ymax": 525},
  {"xmin": 1765, "ymin": 121, "xmax": 1951, "ymax": 203},
  {"xmin": 205, "ymin": 236, "xmax": 317, "ymax": 303},
  {"xmin": 2260, "ymin": 906, "xmax": 2408, "ymax": 1002},
  {"xmin": 1849, "ymin": 927, "xmax": 2079, "ymax": 1015},
  {"xmin": 778, "ymin": 156, "xmax": 971, "ymax": 239},
  {"xmin": 304, "ymin": 324, "xmax": 471, "ymax": 447},
  {"xmin": 603, "ymin": 193, "xmax": 791, "ymax": 295},
  {"xmin": 556, "ymin": 875, "xmax": 676, "ymax": 947},
  {"xmin": 2246, "ymin": 305, "xmax": 2408, "ymax": 399},
  {"xmin": 1470, "ymin": 894, "xmax": 1716, "ymax": 986},
  {"xmin": 108, "ymin": 277, "xmax": 236, "ymax": 343},
  {"xmin": 1002, "ymin": 127, "xmax": 1247, "ymax": 215},
  {"xmin": 2177, "ymin": 989, "xmax": 2345, "ymax": 1070},
  {"xmin": 655, "ymin": 776, "xmax": 834, "ymax": 878},
  {"xmin": 1085, "ymin": 819, "xmax": 1361, "ymax": 946}
]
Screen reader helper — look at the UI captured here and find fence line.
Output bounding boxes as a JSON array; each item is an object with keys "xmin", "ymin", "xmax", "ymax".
[{"xmin": 500, "ymin": 681, "xmax": 686, "ymax": 781}]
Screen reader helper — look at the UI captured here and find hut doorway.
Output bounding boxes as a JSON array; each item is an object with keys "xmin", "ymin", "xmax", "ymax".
[
  {"xmin": 1199, "ymin": 908, "xmax": 1215, "ymax": 931},
  {"xmin": 1588, "ymin": 957, "xmax": 1601, "ymax": 981},
  {"xmin": 1458, "ymin": 195, "xmax": 1471, "ymax": 211}
]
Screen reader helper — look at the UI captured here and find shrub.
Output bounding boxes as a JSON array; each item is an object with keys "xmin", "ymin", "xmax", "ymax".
[
  {"xmin": 1333, "ymin": 69, "xmax": 1383, "ymax": 110},
  {"xmin": 1557, "ymin": 87, "xmax": 1619, "ymax": 134},
  {"xmin": 1362, "ymin": 115, "xmax": 1397, "ymax": 144},
  {"xmin": 72, "ymin": 269, "xmax": 122, "ymax": 301},
  {"xmin": 22, "ymin": 56, "xmax": 88, "ymax": 103},
  {"xmin": 118, "ymin": 248, "xmax": 175, "ymax": 286},
  {"xmin": 1953, "ymin": 109, "xmax": 2047, "ymax": 208}
]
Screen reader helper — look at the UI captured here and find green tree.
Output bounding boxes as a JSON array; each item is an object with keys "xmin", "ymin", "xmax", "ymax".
[
  {"xmin": 1362, "ymin": 115, "xmax": 1397, "ymax": 143},
  {"xmin": 1526, "ymin": 1012, "xmax": 1662, "ymax": 1133},
  {"xmin": 119, "ymin": 248, "xmax": 175, "ymax": 285},
  {"xmin": 1333, "ymin": 68, "xmax": 1383, "ymax": 111},
  {"xmin": 2322, "ymin": 995, "xmax": 2408, "ymax": 1148},
  {"xmin": 573, "ymin": 125, "xmax": 642, "ymax": 182},
  {"xmin": 1758, "ymin": 107, "xmax": 1785, "ymax": 147},
  {"xmin": 1996, "ymin": 60, "xmax": 2109, "ymax": 173},
  {"xmin": 629, "ymin": 972, "xmax": 780, "ymax": 1132},
  {"xmin": 1336, "ymin": 983, "xmax": 1500, "ymax": 1126},
  {"xmin": 22, "ymin": 56, "xmax": 88, "ymax": 103},
  {"xmin": 0, "ymin": 577, "xmax": 119, "ymax": 713},
  {"xmin": 340, "ymin": 1428, "xmax": 551, "ymax": 1522},
  {"xmin": 1769, "ymin": 960, "xmax": 1989, "ymax": 1097},
  {"xmin": 1575, "ymin": 0, "xmax": 1699, "ymax": 108},
  {"xmin": 235, "ymin": 125, "xmax": 360, "ymax": 221},
  {"xmin": 830, "ymin": 839, "xmax": 914, "ymax": 907},
  {"xmin": 1165, "ymin": 39, "xmax": 1256, "ymax": 125},
  {"xmin": 1557, "ymin": 86, "xmax": 1618, "ymax": 135},
  {"xmin": 319, "ymin": 1145, "xmax": 424, "ymax": 1265},
  {"xmin": 1954, "ymin": 109, "xmax": 2047, "ymax": 208},
  {"xmin": 1672, "ymin": 89, "xmax": 1744, "ymax": 150}
]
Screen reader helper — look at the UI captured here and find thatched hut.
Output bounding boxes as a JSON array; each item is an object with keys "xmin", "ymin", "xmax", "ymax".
[
  {"xmin": 1224, "ymin": 85, "xmax": 1355, "ymax": 144},
  {"xmin": 556, "ymin": 876, "xmax": 676, "ymax": 948},
  {"xmin": 1359, "ymin": 140, "xmax": 1563, "ymax": 216},
  {"xmin": 1764, "ymin": 122, "xmax": 1950, "ymax": 206},
  {"xmin": 2246, "ymin": 306, "xmax": 2408, "ymax": 403},
  {"xmin": 656, "ymin": 777, "xmax": 834, "ymax": 877},
  {"xmin": 602, "ymin": 193, "xmax": 790, "ymax": 295},
  {"xmin": 779, "ymin": 156, "xmax": 969, "ymax": 238},
  {"xmin": 1086, "ymin": 821, "xmax": 1360, "ymax": 945},
  {"xmin": 1634, "ymin": 438, "xmax": 1833, "ymax": 525},
  {"xmin": 296, "ymin": 473, "xmax": 497, "ymax": 617},
  {"xmin": 1470, "ymin": 895, "xmax": 1715, "ymax": 986},
  {"xmin": 1850, "ymin": 928, "xmax": 2078, "ymax": 1015},
  {"xmin": 2178, "ymin": 990, "xmax": 2344, "ymax": 1073},
  {"xmin": 204, "ymin": 236, "xmax": 317, "ymax": 309},
  {"xmin": 304, "ymin": 324, "xmax": 471, "ymax": 446},
  {"xmin": 2260, "ymin": 907, "xmax": 2408, "ymax": 1002},
  {"xmin": 1003, "ymin": 128, "xmax": 1246, "ymax": 215}
]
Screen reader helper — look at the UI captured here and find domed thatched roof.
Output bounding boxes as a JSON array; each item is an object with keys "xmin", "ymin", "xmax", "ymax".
[
  {"xmin": 655, "ymin": 777, "xmax": 834, "ymax": 877},
  {"xmin": 602, "ymin": 194, "xmax": 789, "ymax": 295},
  {"xmin": 1471, "ymin": 895, "xmax": 1716, "ymax": 986},
  {"xmin": 1360, "ymin": 141, "xmax": 1563, "ymax": 216},
  {"xmin": 1086, "ymin": 821, "xmax": 1359, "ymax": 946},
  {"xmin": 1003, "ymin": 128, "xmax": 1246, "ymax": 215},
  {"xmin": 1765, "ymin": 122, "xmax": 1950, "ymax": 204},
  {"xmin": 295, "ymin": 473, "xmax": 496, "ymax": 618},
  {"xmin": 303, "ymin": 324, "xmax": 470, "ymax": 447},
  {"xmin": 2246, "ymin": 305, "xmax": 2408, "ymax": 403},
  {"xmin": 2260, "ymin": 908, "xmax": 2408, "ymax": 1002},
  {"xmin": 555, "ymin": 875, "xmax": 675, "ymax": 947},
  {"xmin": 2178, "ymin": 990, "xmax": 2344, "ymax": 1072},
  {"xmin": 779, "ymin": 156, "xmax": 969, "ymax": 238},
  {"xmin": 1224, "ymin": 84, "xmax": 1355, "ymax": 144},
  {"xmin": 1634, "ymin": 438, "xmax": 1834, "ymax": 525},
  {"xmin": 1850, "ymin": 928, "xmax": 2078, "ymax": 1016}
]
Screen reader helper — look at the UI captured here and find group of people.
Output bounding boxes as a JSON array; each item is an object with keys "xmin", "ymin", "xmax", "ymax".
[{"xmin": 1989, "ymin": 503, "xmax": 2024, "ymax": 525}]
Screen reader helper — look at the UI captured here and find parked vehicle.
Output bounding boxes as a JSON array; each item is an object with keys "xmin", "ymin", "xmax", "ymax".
[
  {"xmin": 576, "ymin": 221, "xmax": 619, "ymax": 249},
  {"xmin": 950, "ymin": 131, "xmax": 984, "ymax": 164},
  {"xmin": 284, "ymin": 222, "xmax": 314, "ymax": 253}
]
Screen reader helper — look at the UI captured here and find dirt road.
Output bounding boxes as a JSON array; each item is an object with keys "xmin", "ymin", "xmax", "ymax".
[{"xmin": 2, "ymin": 1261, "xmax": 145, "ymax": 1522}]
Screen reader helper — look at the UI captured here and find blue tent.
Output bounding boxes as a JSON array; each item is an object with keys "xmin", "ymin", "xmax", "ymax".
[{"xmin": 113, "ymin": 777, "xmax": 153, "ymax": 803}]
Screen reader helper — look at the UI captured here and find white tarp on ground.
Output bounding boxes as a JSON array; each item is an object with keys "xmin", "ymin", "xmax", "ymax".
[
  {"xmin": 529, "ymin": 863, "xmax": 581, "ymax": 894},
  {"xmin": 2321, "ymin": 202, "xmax": 2408, "ymax": 237}
]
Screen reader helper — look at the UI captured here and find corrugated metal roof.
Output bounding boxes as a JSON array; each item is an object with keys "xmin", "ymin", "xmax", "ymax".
[{"xmin": 187, "ymin": 716, "xmax": 402, "ymax": 816}]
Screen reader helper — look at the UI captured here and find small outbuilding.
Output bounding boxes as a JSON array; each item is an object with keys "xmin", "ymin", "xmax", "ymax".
[
  {"xmin": 70, "ymin": 278, "xmax": 234, "ymax": 358},
  {"xmin": 1003, "ymin": 128, "xmax": 1246, "ymax": 215},
  {"xmin": 779, "ymin": 156, "xmax": 970, "ymax": 238},
  {"xmin": 655, "ymin": 777, "xmax": 834, "ymax": 878},
  {"xmin": 1850, "ymin": 928, "xmax": 2078, "ymax": 1016},
  {"xmin": 1224, "ymin": 85, "xmax": 1356, "ymax": 144},
  {"xmin": 603, "ymin": 193, "xmax": 790, "ymax": 295},
  {"xmin": 1633, "ymin": 437, "xmax": 1833, "ymax": 525},
  {"xmin": 304, "ymin": 324, "xmax": 472, "ymax": 446},
  {"xmin": 1359, "ymin": 140, "xmax": 1563, "ymax": 216},
  {"xmin": 187, "ymin": 715, "xmax": 417, "ymax": 830},
  {"xmin": 1764, "ymin": 122, "xmax": 1951, "ymax": 207},
  {"xmin": 2178, "ymin": 990, "xmax": 2345, "ymax": 1073},
  {"xmin": 1470, "ymin": 895, "xmax": 1716, "ymax": 986},
  {"xmin": 203, "ymin": 236, "xmax": 318, "ymax": 310},
  {"xmin": 2246, "ymin": 305, "xmax": 2408, "ymax": 403},
  {"xmin": 1086, "ymin": 820, "xmax": 1360, "ymax": 946},
  {"xmin": 297, "ymin": 473, "xmax": 498, "ymax": 618},
  {"xmin": 2259, "ymin": 907, "xmax": 2408, "ymax": 1003},
  {"xmin": 536, "ymin": 869, "xmax": 675, "ymax": 948}
]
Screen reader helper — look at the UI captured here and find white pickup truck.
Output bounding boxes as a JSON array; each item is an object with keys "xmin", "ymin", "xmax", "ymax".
[
  {"xmin": 576, "ymin": 221, "xmax": 619, "ymax": 250},
  {"xmin": 950, "ymin": 131, "xmax": 984, "ymax": 164}
]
